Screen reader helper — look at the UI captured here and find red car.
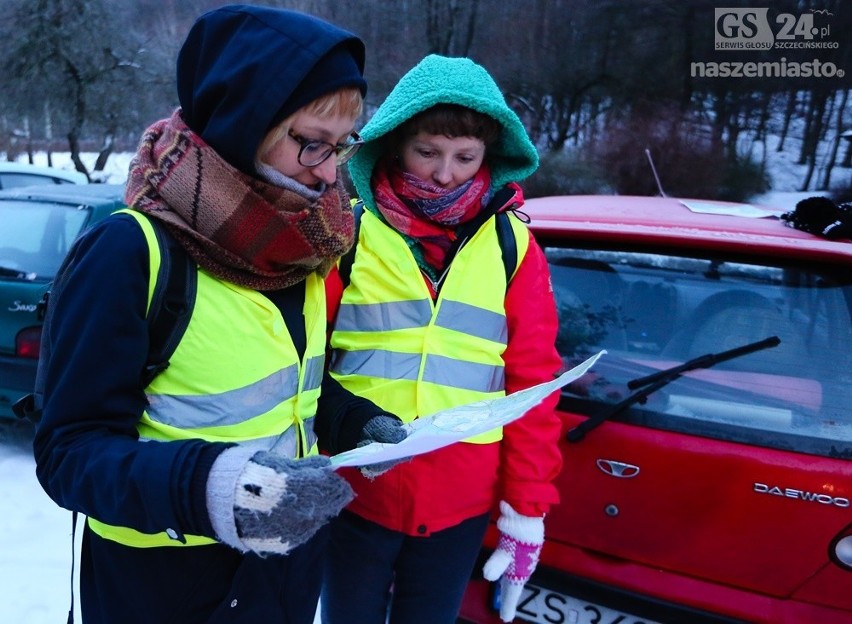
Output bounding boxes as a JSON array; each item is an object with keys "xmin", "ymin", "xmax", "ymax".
[{"xmin": 459, "ymin": 195, "xmax": 852, "ymax": 624}]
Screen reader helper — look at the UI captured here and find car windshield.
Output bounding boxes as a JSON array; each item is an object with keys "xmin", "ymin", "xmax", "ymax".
[
  {"xmin": 546, "ymin": 245, "xmax": 852, "ymax": 457},
  {"xmin": 0, "ymin": 201, "xmax": 90, "ymax": 280},
  {"xmin": 0, "ymin": 172, "xmax": 75, "ymax": 189}
]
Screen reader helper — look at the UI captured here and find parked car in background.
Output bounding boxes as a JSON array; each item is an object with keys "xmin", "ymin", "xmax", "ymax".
[
  {"xmin": 0, "ymin": 162, "xmax": 88, "ymax": 189},
  {"xmin": 459, "ymin": 195, "xmax": 852, "ymax": 624},
  {"xmin": 0, "ymin": 184, "xmax": 125, "ymax": 420}
]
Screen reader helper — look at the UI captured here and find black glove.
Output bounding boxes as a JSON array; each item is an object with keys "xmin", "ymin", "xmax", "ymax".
[
  {"xmin": 357, "ymin": 413, "xmax": 409, "ymax": 479},
  {"xmin": 207, "ymin": 448, "xmax": 353, "ymax": 555},
  {"xmin": 781, "ymin": 196, "xmax": 852, "ymax": 239}
]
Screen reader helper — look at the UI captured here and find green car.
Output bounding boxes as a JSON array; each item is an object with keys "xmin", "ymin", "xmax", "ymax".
[{"xmin": 0, "ymin": 184, "xmax": 126, "ymax": 419}]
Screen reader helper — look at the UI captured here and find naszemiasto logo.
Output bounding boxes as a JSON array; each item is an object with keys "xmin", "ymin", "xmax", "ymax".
[
  {"xmin": 714, "ymin": 8, "xmax": 838, "ymax": 51},
  {"xmin": 693, "ymin": 8, "xmax": 845, "ymax": 79}
]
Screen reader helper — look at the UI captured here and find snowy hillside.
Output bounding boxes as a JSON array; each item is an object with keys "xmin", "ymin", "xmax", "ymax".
[{"xmin": 12, "ymin": 127, "xmax": 850, "ymax": 215}]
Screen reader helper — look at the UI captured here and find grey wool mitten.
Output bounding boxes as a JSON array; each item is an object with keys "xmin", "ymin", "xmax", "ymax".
[
  {"xmin": 357, "ymin": 413, "xmax": 409, "ymax": 480},
  {"xmin": 207, "ymin": 447, "xmax": 353, "ymax": 556}
]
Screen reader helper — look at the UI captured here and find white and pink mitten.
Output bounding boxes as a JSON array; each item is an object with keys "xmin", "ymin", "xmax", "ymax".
[{"xmin": 482, "ymin": 500, "xmax": 545, "ymax": 622}]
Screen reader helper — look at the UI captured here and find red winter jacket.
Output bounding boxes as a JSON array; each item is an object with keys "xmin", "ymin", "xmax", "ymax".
[{"xmin": 325, "ymin": 227, "xmax": 563, "ymax": 536}]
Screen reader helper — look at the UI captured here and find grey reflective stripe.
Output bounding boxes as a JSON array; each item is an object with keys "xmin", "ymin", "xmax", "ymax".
[
  {"xmin": 268, "ymin": 428, "xmax": 299, "ymax": 458},
  {"xmin": 435, "ymin": 300, "xmax": 508, "ymax": 344},
  {"xmin": 423, "ymin": 354, "xmax": 504, "ymax": 393},
  {"xmin": 331, "ymin": 349, "xmax": 504, "ymax": 393},
  {"xmin": 337, "ymin": 299, "xmax": 506, "ymax": 344},
  {"xmin": 145, "ymin": 364, "xmax": 300, "ymax": 428},
  {"xmin": 335, "ymin": 299, "xmax": 432, "ymax": 332},
  {"xmin": 303, "ymin": 415, "xmax": 318, "ymax": 452},
  {"xmin": 303, "ymin": 355, "xmax": 325, "ymax": 392},
  {"xmin": 140, "ymin": 432, "xmax": 295, "ymax": 456},
  {"xmin": 330, "ymin": 349, "xmax": 421, "ymax": 381}
]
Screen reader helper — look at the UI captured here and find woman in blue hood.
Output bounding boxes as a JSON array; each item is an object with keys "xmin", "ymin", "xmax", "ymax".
[{"xmin": 32, "ymin": 5, "xmax": 405, "ymax": 623}]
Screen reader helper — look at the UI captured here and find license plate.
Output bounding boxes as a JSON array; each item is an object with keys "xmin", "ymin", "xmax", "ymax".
[{"xmin": 513, "ymin": 582, "xmax": 661, "ymax": 624}]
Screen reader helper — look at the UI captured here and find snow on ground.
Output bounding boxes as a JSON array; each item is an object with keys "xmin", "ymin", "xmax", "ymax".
[
  {"xmin": 15, "ymin": 114, "xmax": 852, "ymax": 200},
  {"xmin": 13, "ymin": 110, "xmax": 852, "ymax": 209},
  {"xmin": 7, "ymin": 150, "xmax": 837, "ymax": 218},
  {"xmin": 0, "ymin": 428, "xmax": 72, "ymax": 624},
  {"xmin": 0, "ymin": 426, "xmax": 322, "ymax": 623},
  {"xmin": 12, "ymin": 151, "xmax": 134, "ymax": 186}
]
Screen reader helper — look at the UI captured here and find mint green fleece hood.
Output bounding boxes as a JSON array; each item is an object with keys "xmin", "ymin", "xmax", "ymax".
[{"xmin": 348, "ymin": 54, "xmax": 539, "ymax": 208}]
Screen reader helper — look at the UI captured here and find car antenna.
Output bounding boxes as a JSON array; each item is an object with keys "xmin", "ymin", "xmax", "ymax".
[{"xmin": 645, "ymin": 148, "xmax": 668, "ymax": 198}]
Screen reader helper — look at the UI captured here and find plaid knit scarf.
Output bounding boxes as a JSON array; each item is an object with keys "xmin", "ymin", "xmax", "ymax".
[
  {"xmin": 125, "ymin": 110, "xmax": 354, "ymax": 290},
  {"xmin": 372, "ymin": 159, "xmax": 491, "ymax": 276}
]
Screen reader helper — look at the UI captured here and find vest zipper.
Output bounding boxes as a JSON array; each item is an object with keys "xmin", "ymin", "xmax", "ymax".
[{"xmin": 429, "ymin": 240, "xmax": 466, "ymax": 295}]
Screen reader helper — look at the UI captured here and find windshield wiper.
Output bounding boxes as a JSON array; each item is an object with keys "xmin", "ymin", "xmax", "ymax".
[
  {"xmin": 566, "ymin": 336, "xmax": 781, "ymax": 442},
  {"xmin": 0, "ymin": 265, "xmax": 28, "ymax": 279}
]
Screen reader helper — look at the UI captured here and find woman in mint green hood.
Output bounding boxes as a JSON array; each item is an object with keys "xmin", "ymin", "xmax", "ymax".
[
  {"xmin": 322, "ymin": 55, "xmax": 564, "ymax": 624},
  {"xmin": 347, "ymin": 54, "xmax": 539, "ymax": 210}
]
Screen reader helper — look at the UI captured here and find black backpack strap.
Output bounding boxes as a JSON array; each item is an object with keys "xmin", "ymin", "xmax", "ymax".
[
  {"xmin": 141, "ymin": 219, "xmax": 197, "ymax": 387},
  {"xmin": 495, "ymin": 211, "xmax": 518, "ymax": 285},
  {"xmin": 66, "ymin": 510, "xmax": 78, "ymax": 624},
  {"xmin": 13, "ymin": 217, "xmax": 197, "ymax": 420},
  {"xmin": 338, "ymin": 199, "xmax": 364, "ymax": 288},
  {"xmin": 438, "ymin": 186, "xmax": 519, "ymax": 290}
]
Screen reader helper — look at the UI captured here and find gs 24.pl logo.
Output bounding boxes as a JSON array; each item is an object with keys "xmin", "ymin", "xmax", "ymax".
[{"xmin": 715, "ymin": 8, "xmax": 838, "ymax": 51}]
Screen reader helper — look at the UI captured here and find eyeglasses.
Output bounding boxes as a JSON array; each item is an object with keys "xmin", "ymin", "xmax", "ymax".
[{"xmin": 287, "ymin": 129, "xmax": 364, "ymax": 167}]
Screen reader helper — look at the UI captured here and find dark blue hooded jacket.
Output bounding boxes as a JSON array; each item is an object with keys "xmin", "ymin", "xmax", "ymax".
[
  {"xmin": 177, "ymin": 4, "xmax": 366, "ymax": 174},
  {"xmin": 32, "ymin": 5, "xmax": 375, "ymax": 623}
]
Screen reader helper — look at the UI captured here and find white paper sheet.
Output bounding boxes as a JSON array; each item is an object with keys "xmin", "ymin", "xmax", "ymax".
[
  {"xmin": 330, "ymin": 350, "xmax": 605, "ymax": 468},
  {"xmin": 680, "ymin": 200, "xmax": 784, "ymax": 218}
]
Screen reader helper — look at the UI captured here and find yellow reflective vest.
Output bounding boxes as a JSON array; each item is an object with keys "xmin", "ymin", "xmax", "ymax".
[
  {"xmin": 89, "ymin": 210, "xmax": 325, "ymax": 547},
  {"xmin": 330, "ymin": 209, "xmax": 529, "ymax": 443}
]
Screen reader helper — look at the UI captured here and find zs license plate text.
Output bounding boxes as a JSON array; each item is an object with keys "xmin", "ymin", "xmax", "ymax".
[{"xmin": 515, "ymin": 583, "xmax": 660, "ymax": 624}]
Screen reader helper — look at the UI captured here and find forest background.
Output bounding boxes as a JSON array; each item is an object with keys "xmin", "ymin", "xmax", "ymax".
[{"xmin": 1, "ymin": 0, "xmax": 851, "ymax": 202}]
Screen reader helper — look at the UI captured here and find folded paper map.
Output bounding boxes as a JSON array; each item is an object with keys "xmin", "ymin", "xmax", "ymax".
[{"xmin": 330, "ymin": 350, "xmax": 605, "ymax": 468}]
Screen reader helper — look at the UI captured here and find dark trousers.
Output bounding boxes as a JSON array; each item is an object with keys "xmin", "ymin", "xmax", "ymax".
[
  {"xmin": 82, "ymin": 524, "xmax": 328, "ymax": 624},
  {"xmin": 321, "ymin": 510, "xmax": 490, "ymax": 624}
]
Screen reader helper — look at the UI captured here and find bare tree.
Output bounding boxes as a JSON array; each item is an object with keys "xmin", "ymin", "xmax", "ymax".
[
  {"xmin": 0, "ymin": 0, "xmax": 848, "ymax": 197},
  {"xmin": 425, "ymin": 0, "xmax": 479, "ymax": 56},
  {"xmin": 799, "ymin": 89, "xmax": 831, "ymax": 191},
  {"xmin": 819, "ymin": 89, "xmax": 849, "ymax": 190},
  {"xmin": 0, "ymin": 0, "xmax": 155, "ymax": 177}
]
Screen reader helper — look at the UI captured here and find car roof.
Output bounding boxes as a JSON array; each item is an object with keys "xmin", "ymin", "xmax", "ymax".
[
  {"xmin": 0, "ymin": 162, "xmax": 88, "ymax": 184},
  {"xmin": 525, "ymin": 194, "xmax": 852, "ymax": 264},
  {"xmin": 0, "ymin": 183, "xmax": 126, "ymax": 208}
]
